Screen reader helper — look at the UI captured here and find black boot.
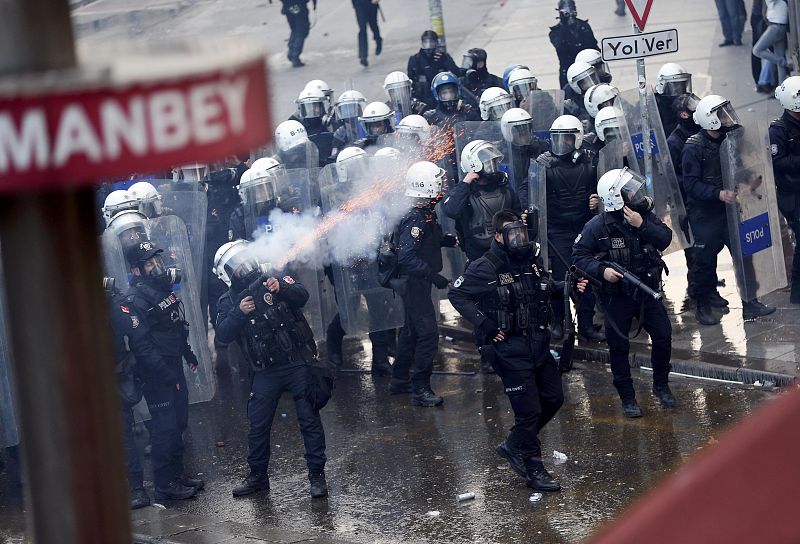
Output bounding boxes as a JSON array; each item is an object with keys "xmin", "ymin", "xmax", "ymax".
[
  {"xmin": 371, "ymin": 346, "xmax": 392, "ymax": 376},
  {"xmin": 695, "ymin": 303, "xmax": 720, "ymax": 326},
  {"xmin": 708, "ymin": 291, "xmax": 729, "ymax": 308},
  {"xmin": 743, "ymin": 299, "xmax": 776, "ymax": 320},
  {"xmin": 375, "ymin": 37, "xmax": 383, "ymax": 55},
  {"xmin": 181, "ymin": 475, "xmax": 205, "ymax": 491},
  {"xmin": 652, "ymin": 385, "xmax": 676, "ymax": 408},
  {"xmin": 309, "ymin": 470, "xmax": 328, "ymax": 498},
  {"xmin": 495, "ymin": 441, "xmax": 526, "ymax": 478},
  {"xmin": 232, "ymin": 472, "xmax": 269, "ymax": 497},
  {"xmin": 155, "ymin": 479, "xmax": 197, "ymax": 500},
  {"xmin": 525, "ymin": 462, "xmax": 561, "ymax": 492},
  {"xmin": 130, "ymin": 487, "xmax": 151, "ymax": 510},
  {"xmin": 621, "ymin": 399, "xmax": 642, "ymax": 418},
  {"xmin": 412, "ymin": 388, "xmax": 444, "ymax": 407}
]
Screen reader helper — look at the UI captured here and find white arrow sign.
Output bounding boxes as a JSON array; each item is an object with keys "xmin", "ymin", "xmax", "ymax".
[{"xmin": 601, "ymin": 28, "xmax": 679, "ymax": 61}]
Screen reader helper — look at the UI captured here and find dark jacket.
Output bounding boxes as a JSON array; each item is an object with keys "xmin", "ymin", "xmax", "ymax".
[{"xmin": 407, "ymin": 50, "xmax": 461, "ymax": 108}]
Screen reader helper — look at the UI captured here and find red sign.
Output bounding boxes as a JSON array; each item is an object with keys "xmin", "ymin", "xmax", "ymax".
[
  {"xmin": 625, "ymin": 0, "xmax": 654, "ymax": 31},
  {"xmin": 0, "ymin": 57, "xmax": 271, "ymax": 192}
]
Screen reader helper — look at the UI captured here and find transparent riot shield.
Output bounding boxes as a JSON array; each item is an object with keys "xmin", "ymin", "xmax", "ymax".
[
  {"xmin": 155, "ymin": 182, "xmax": 208, "ymax": 281},
  {"xmin": 454, "ymin": 121, "xmax": 510, "ymax": 176},
  {"xmin": 528, "ymin": 160, "xmax": 549, "ymax": 270},
  {"xmin": 616, "ymin": 88, "xmax": 692, "ymax": 255},
  {"xmin": 436, "ymin": 201, "xmax": 468, "ymax": 291},
  {"xmin": 249, "ymin": 168, "xmax": 331, "ymax": 340},
  {"xmin": 0, "ymin": 280, "xmax": 19, "ymax": 447},
  {"xmin": 721, "ymin": 125, "xmax": 788, "ymax": 301},
  {"xmin": 140, "ymin": 215, "xmax": 215, "ymax": 406},
  {"xmin": 279, "ymin": 140, "xmax": 321, "ymax": 171},
  {"xmin": 527, "ymin": 89, "xmax": 565, "ymax": 142},
  {"xmin": 318, "ymin": 162, "xmax": 405, "ymax": 335}
]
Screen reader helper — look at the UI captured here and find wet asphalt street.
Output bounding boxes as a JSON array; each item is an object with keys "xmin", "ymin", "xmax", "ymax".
[{"xmin": 1, "ymin": 339, "xmax": 771, "ymax": 544}]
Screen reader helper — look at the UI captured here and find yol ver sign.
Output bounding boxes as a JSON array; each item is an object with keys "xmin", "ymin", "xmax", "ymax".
[
  {"xmin": 0, "ymin": 54, "xmax": 271, "ymax": 192},
  {"xmin": 601, "ymin": 28, "xmax": 679, "ymax": 62}
]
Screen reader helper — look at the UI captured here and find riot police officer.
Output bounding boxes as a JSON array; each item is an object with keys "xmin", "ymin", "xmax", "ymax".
[
  {"xmin": 384, "ymin": 71, "xmax": 429, "ymax": 122},
  {"xmin": 280, "ymin": 0, "xmax": 315, "ymax": 67},
  {"xmin": 228, "ymin": 157, "xmax": 284, "ymax": 242},
  {"xmin": 449, "ymin": 209, "xmax": 582, "ymax": 491},
  {"xmin": 355, "ymin": 101, "xmax": 396, "ymax": 148},
  {"xmin": 332, "ymin": 90, "xmax": 368, "ymax": 152},
  {"xmin": 564, "ymin": 61, "xmax": 600, "ymax": 125},
  {"xmin": 682, "ymin": 95, "xmax": 776, "ymax": 324},
  {"xmin": 654, "ymin": 63, "xmax": 694, "ymax": 138},
  {"xmin": 352, "ymin": 0, "xmax": 382, "ymax": 67},
  {"xmin": 274, "ymin": 120, "xmax": 322, "ymax": 169},
  {"xmin": 407, "ymin": 30, "xmax": 461, "ymax": 109},
  {"xmin": 460, "ymin": 48, "xmax": 504, "ymax": 100},
  {"xmin": 390, "ymin": 162, "xmax": 455, "ymax": 405},
  {"xmin": 506, "ymin": 67, "xmax": 539, "ymax": 109},
  {"xmin": 549, "ymin": 0, "xmax": 599, "ymax": 88},
  {"xmin": 533, "ymin": 115, "xmax": 604, "ymax": 342},
  {"xmin": 772, "ymin": 77, "xmax": 800, "ymax": 304},
  {"xmin": 572, "ymin": 168, "xmax": 674, "ymax": 417},
  {"xmin": 125, "ymin": 240, "xmax": 204, "ymax": 500},
  {"xmin": 500, "ymin": 108, "xmax": 549, "ymax": 192},
  {"xmin": 295, "ymin": 87, "xmax": 335, "ymax": 162},
  {"xmin": 214, "ymin": 241, "xmax": 329, "ymax": 499}
]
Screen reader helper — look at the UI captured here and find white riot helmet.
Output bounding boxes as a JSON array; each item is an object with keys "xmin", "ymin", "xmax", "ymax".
[
  {"xmin": 550, "ymin": 115, "xmax": 584, "ymax": 155},
  {"xmin": 479, "ymin": 87, "xmax": 514, "ymax": 121},
  {"xmin": 597, "ymin": 168, "xmax": 653, "ymax": 213},
  {"xmin": 175, "ymin": 163, "xmax": 208, "ymax": 182},
  {"xmin": 335, "ymin": 146, "xmax": 369, "ymax": 182},
  {"xmin": 693, "ymin": 95, "xmax": 741, "ymax": 131},
  {"xmin": 575, "ymin": 49, "xmax": 610, "ymax": 81},
  {"xmin": 383, "ymin": 71, "xmax": 413, "ymax": 117},
  {"xmin": 583, "ymin": 84, "xmax": 619, "ymax": 118},
  {"xmin": 102, "ymin": 189, "xmax": 136, "ymax": 225},
  {"xmin": 507, "ymin": 68, "xmax": 539, "ymax": 104},
  {"xmin": 239, "ymin": 157, "xmax": 282, "ymax": 203},
  {"xmin": 567, "ymin": 61, "xmax": 600, "ymax": 94},
  {"xmin": 275, "ymin": 120, "xmax": 309, "ymax": 152},
  {"xmin": 212, "ymin": 240, "xmax": 259, "ymax": 287},
  {"xmin": 775, "ymin": 76, "xmax": 800, "ymax": 112},
  {"xmin": 594, "ymin": 106, "xmax": 622, "ymax": 142},
  {"xmin": 374, "ymin": 146, "xmax": 401, "ymax": 159},
  {"xmin": 296, "ymin": 86, "xmax": 327, "ymax": 119},
  {"xmin": 396, "ymin": 114, "xmax": 431, "ymax": 142},
  {"xmin": 654, "ymin": 63, "xmax": 692, "ymax": 96},
  {"xmin": 405, "ymin": 161, "xmax": 445, "ymax": 199},
  {"xmin": 128, "ymin": 181, "xmax": 163, "ymax": 218},
  {"xmin": 335, "ymin": 90, "xmax": 368, "ymax": 121},
  {"xmin": 500, "ymin": 108, "xmax": 534, "ymax": 146},
  {"xmin": 360, "ymin": 101, "xmax": 395, "ymax": 136},
  {"xmin": 460, "ymin": 140, "xmax": 504, "ymax": 174},
  {"xmin": 304, "ymin": 79, "xmax": 334, "ymax": 112}
]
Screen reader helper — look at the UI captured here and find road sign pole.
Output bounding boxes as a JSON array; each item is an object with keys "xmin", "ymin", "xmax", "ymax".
[
  {"xmin": 0, "ymin": 1, "xmax": 131, "ymax": 542},
  {"xmin": 428, "ymin": 0, "xmax": 447, "ymax": 52},
  {"xmin": 634, "ymin": 22, "xmax": 654, "ymax": 193}
]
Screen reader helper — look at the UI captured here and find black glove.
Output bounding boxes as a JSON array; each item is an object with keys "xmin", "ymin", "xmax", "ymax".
[
  {"xmin": 441, "ymin": 233, "xmax": 458, "ymax": 248},
  {"xmin": 430, "ymin": 273, "xmax": 450, "ymax": 289},
  {"xmin": 476, "ymin": 319, "xmax": 500, "ymax": 344}
]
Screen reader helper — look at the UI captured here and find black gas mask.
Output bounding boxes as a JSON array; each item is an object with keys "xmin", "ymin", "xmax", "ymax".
[
  {"xmin": 500, "ymin": 220, "xmax": 534, "ymax": 259},
  {"xmin": 144, "ymin": 255, "xmax": 181, "ymax": 290}
]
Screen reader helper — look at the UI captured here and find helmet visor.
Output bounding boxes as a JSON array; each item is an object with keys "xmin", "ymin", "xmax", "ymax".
[
  {"xmin": 387, "ymin": 85, "xmax": 412, "ymax": 111},
  {"xmin": 338, "ymin": 156, "xmax": 369, "ymax": 181},
  {"xmin": 299, "ymin": 101, "xmax": 325, "ymax": 119},
  {"xmin": 576, "ymin": 69, "xmax": 601, "ymax": 92},
  {"xmin": 365, "ymin": 119, "xmax": 390, "ymax": 136},
  {"xmin": 598, "ymin": 97, "xmax": 616, "ymax": 111},
  {"xmin": 507, "ymin": 123, "xmax": 533, "ymax": 146},
  {"xmin": 137, "ymin": 196, "xmax": 163, "ymax": 218},
  {"xmin": 620, "ymin": 175, "xmax": 648, "ymax": 209},
  {"xmin": 224, "ymin": 250, "xmax": 259, "ymax": 283},
  {"xmin": 550, "ymin": 132, "xmax": 577, "ymax": 155},
  {"xmin": 437, "ymin": 83, "xmax": 458, "ymax": 102},
  {"xmin": 461, "ymin": 54, "xmax": 476, "ymax": 70},
  {"xmin": 251, "ymin": 179, "xmax": 276, "ymax": 205},
  {"xmin": 602, "ymin": 126, "xmax": 621, "ymax": 142},
  {"xmin": 475, "ymin": 146, "xmax": 504, "ymax": 173},
  {"xmin": 501, "ymin": 221, "xmax": 532, "ymax": 252},
  {"xmin": 714, "ymin": 102, "xmax": 740, "ymax": 128},
  {"xmin": 336, "ymin": 101, "xmax": 363, "ymax": 120},
  {"xmin": 486, "ymin": 97, "xmax": 513, "ymax": 120},
  {"xmin": 662, "ymin": 75, "xmax": 692, "ymax": 96},
  {"xmin": 511, "ymin": 79, "xmax": 538, "ymax": 101}
]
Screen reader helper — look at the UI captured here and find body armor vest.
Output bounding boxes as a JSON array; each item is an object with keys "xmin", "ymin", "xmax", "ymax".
[
  {"xmin": 596, "ymin": 218, "xmax": 664, "ymax": 296},
  {"xmin": 131, "ymin": 282, "xmax": 189, "ymax": 358},
  {"xmin": 685, "ymin": 133, "xmax": 724, "ymax": 198},
  {"xmin": 545, "ymin": 155, "xmax": 595, "ymax": 229},
  {"xmin": 771, "ymin": 117, "xmax": 800, "ymax": 193},
  {"xmin": 467, "ymin": 183, "xmax": 514, "ymax": 251},
  {"xmin": 231, "ymin": 286, "xmax": 316, "ymax": 372},
  {"xmin": 479, "ymin": 252, "xmax": 551, "ymax": 335}
]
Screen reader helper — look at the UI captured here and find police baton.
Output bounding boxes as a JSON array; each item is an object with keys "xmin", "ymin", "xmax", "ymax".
[{"xmin": 377, "ymin": 3, "xmax": 386, "ymax": 22}]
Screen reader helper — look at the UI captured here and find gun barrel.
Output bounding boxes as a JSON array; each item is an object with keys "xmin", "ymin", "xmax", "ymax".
[{"xmin": 605, "ymin": 262, "xmax": 662, "ymax": 301}]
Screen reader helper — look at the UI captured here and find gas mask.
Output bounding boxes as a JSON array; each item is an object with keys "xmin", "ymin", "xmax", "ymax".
[
  {"xmin": 144, "ymin": 255, "xmax": 181, "ymax": 290},
  {"xmin": 500, "ymin": 220, "xmax": 534, "ymax": 259},
  {"xmin": 421, "ymin": 38, "xmax": 437, "ymax": 56}
]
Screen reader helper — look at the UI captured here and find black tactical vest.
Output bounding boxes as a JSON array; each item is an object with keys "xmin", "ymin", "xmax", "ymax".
[
  {"xmin": 478, "ymin": 252, "xmax": 551, "ymax": 335},
  {"xmin": 130, "ymin": 282, "xmax": 189, "ymax": 358},
  {"xmin": 545, "ymin": 154, "xmax": 595, "ymax": 229},
  {"xmin": 770, "ymin": 117, "xmax": 800, "ymax": 192},
  {"xmin": 596, "ymin": 217, "xmax": 663, "ymax": 296},
  {"xmin": 467, "ymin": 183, "xmax": 514, "ymax": 251},
  {"xmin": 685, "ymin": 133, "xmax": 723, "ymax": 194},
  {"xmin": 230, "ymin": 287, "xmax": 316, "ymax": 372}
]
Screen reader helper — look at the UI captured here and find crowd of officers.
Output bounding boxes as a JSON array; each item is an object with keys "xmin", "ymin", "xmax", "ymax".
[{"xmin": 95, "ymin": 15, "xmax": 800, "ymax": 513}]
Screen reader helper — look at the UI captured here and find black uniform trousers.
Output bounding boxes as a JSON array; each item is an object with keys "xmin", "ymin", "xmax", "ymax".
[
  {"xmin": 247, "ymin": 365, "xmax": 326, "ymax": 474},
  {"xmin": 353, "ymin": 0, "xmax": 380, "ymax": 61},
  {"xmin": 285, "ymin": 4, "xmax": 310, "ymax": 61},
  {"xmin": 120, "ymin": 403, "xmax": 144, "ymax": 490},
  {"xmin": 550, "ymin": 227, "xmax": 596, "ymax": 330},
  {"xmin": 494, "ymin": 336, "xmax": 563, "ymax": 460},
  {"xmin": 392, "ymin": 277, "xmax": 439, "ymax": 390},
  {"xmin": 603, "ymin": 293, "xmax": 672, "ymax": 401},
  {"xmin": 142, "ymin": 357, "xmax": 189, "ymax": 489},
  {"xmin": 689, "ymin": 207, "xmax": 729, "ymax": 302},
  {"xmin": 777, "ymin": 195, "xmax": 800, "ymax": 293}
]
